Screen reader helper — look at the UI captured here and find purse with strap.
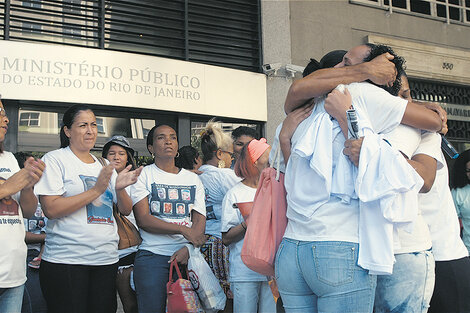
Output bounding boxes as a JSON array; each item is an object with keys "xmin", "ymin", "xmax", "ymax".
[
  {"xmin": 167, "ymin": 259, "xmax": 204, "ymax": 313},
  {"xmin": 96, "ymin": 157, "xmax": 142, "ymax": 250}
]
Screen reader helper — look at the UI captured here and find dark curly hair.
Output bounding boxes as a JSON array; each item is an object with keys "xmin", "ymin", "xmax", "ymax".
[
  {"xmin": 363, "ymin": 44, "xmax": 406, "ymax": 97},
  {"xmin": 175, "ymin": 145, "xmax": 200, "ymax": 170},
  {"xmin": 451, "ymin": 149, "xmax": 470, "ymax": 189}
]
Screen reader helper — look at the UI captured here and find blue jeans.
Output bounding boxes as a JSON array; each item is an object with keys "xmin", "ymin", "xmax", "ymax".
[
  {"xmin": 134, "ymin": 249, "xmax": 186, "ymax": 313},
  {"xmin": 231, "ymin": 281, "xmax": 276, "ymax": 313},
  {"xmin": 275, "ymin": 239, "xmax": 377, "ymax": 313},
  {"xmin": 0, "ymin": 284, "xmax": 25, "ymax": 313},
  {"xmin": 374, "ymin": 250, "xmax": 435, "ymax": 313}
]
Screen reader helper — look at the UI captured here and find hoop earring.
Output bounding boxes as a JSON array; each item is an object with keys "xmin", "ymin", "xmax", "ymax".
[
  {"xmin": 176, "ymin": 152, "xmax": 180, "ymax": 158},
  {"xmin": 218, "ymin": 160, "xmax": 226, "ymax": 168}
]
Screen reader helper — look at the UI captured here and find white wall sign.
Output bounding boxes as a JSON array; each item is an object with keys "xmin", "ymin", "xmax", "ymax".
[{"xmin": 0, "ymin": 41, "xmax": 267, "ymax": 121}]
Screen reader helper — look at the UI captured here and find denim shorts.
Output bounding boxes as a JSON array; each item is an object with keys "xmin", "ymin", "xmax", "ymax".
[{"xmin": 275, "ymin": 239, "xmax": 377, "ymax": 313}]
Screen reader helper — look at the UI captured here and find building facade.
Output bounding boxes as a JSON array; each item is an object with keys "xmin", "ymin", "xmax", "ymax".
[
  {"xmin": 0, "ymin": 0, "xmax": 266, "ymax": 157},
  {"xmin": 2, "ymin": 0, "xmax": 470, "ymax": 158}
]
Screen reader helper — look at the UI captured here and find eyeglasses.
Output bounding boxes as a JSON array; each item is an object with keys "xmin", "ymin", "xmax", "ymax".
[{"xmin": 0, "ymin": 107, "xmax": 6, "ymax": 117}]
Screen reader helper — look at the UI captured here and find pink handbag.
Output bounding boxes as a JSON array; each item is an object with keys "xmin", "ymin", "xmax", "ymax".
[
  {"xmin": 166, "ymin": 260, "xmax": 204, "ymax": 313},
  {"xmin": 241, "ymin": 146, "xmax": 287, "ymax": 276}
]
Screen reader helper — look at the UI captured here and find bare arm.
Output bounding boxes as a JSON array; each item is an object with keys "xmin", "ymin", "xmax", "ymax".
[
  {"xmin": 21, "ymin": 158, "xmax": 46, "ymax": 218},
  {"xmin": 25, "ymin": 232, "xmax": 46, "ymax": 244},
  {"xmin": 401, "ymin": 101, "xmax": 442, "ymax": 132},
  {"xmin": 324, "ymin": 88, "xmax": 352, "ymax": 138},
  {"xmin": 19, "ymin": 188, "xmax": 38, "ymax": 218},
  {"xmin": 222, "ymin": 221, "xmax": 246, "ymax": 246},
  {"xmin": 408, "ymin": 154, "xmax": 437, "ymax": 193},
  {"xmin": 189, "ymin": 210, "xmax": 206, "ymax": 247},
  {"xmin": 279, "ymin": 103, "xmax": 314, "ymax": 163},
  {"xmin": 325, "ymin": 90, "xmax": 442, "ymax": 134},
  {"xmin": 115, "ymin": 165, "xmax": 143, "ymax": 216},
  {"xmin": 285, "ymin": 53, "xmax": 396, "ymax": 113},
  {"xmin": 115, "ymin": 189, "xmax": 132, "ymax": 216},
  {"xmin": 0, "ymin": 169, "xmax": 30, "ymax": 199}
]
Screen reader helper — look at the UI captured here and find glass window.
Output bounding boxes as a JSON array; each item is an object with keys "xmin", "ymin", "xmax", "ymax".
[
  {"xmin": 96, "ymin": 117, "xmax": 106, "ymax": 134},
  {"xmin": 352, "ymin": 0, "xmax": 469, "ymax": 24},
  {"xmin": 17, "ymin": 106, "xmax": 156, "ymax": 156},
  {"xmin": 6, "ymin": 0, "xmax": 261, "ymax": 72},
  {"xmin": 19, "ymin": 112, "xmax": 40, "ymax": 127},
  {"xmin": 190, "ymin": 119, "xmax": 260, "ymax": 151},
  {"xmin": 22, "ymin": 0, "xmax": 42, "ymax": 33},
  {"xmin": 63, "ymin": 0, "xmax": 84, "ymax": 37}
]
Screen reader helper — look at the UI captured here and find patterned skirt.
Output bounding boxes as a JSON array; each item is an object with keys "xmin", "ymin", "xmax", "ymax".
[{"xmin": 200, "ymin": 234, "xmax": 232, "ymax": 299}]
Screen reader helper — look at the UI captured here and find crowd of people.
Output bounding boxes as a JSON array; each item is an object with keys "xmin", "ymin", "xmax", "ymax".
[{"xmin": 1, "ymin": 42, "xmax": 470, "ymax": 313}]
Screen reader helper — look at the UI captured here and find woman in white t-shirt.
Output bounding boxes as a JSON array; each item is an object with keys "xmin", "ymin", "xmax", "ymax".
[
  {"xmin": 35, "ymin": 104, "xmax": 141, "ymax": 313},
  {"xmin": 0, "ymin": 98, "xmax": 45, "ymax": 313},
  {"xmin": 221, "ymin": 138, "xmax": 276, "ymax": 313},
  {"xmin": 102, "ymin": 135, "xmax": 138, "ymax": 313},
  {"xmin": 198, "ymin": 121, "xmax": 241, "ymax": 299},
  {"xmin": 131, "ymin": 124, "xmax": 206, "ymax": 313}
]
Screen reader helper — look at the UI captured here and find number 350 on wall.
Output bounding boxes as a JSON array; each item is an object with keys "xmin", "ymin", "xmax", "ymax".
[{"xmin": 442, "ymin": 62, "xmax": 454, "ymax": 70}]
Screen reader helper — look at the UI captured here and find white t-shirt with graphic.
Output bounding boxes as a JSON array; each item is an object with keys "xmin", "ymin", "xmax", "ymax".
[
  {"xmin": 221, "ymin": 182, "xmax": 267, "ymax": 282},
  {"xmin": 199, "ymin": 164, "xmax": 241, "ymax": 238},
  {"xmin": 23, "ymin": 204, "xmax": 47, "ymax": 252},
  {"xmin": 130, "ymin": 164, "xmax": 206, "ymax": 256},
  {"xmin": 0, "ymin": 151, "xmax": 27, "ymax": 288},
  {"xmin": 34, "ymin": 147, "xmax": 119, "ymax": 265}
]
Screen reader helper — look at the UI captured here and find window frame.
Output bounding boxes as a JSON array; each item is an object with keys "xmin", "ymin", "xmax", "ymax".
[{"xmin": 350, "ymin": 0, "xmax": 470, "ymax": 25}]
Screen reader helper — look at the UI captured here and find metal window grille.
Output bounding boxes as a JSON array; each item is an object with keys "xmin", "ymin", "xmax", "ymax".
[
  {"xmin": 1, "ymin": 0, "xmax": 262, "ymax": 72},
  {"xmin": 351, "ymin": 0, "xmax": 470, "ymax": 25},
  {"xmin": 409, "ymin": 78, "xmax": 470, "ymax": 141}
]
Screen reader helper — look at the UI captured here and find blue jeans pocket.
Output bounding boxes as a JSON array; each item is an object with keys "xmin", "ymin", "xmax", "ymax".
[{"xmin": 312, "ymin": 243, "xmax": 355, "ymax": 287}]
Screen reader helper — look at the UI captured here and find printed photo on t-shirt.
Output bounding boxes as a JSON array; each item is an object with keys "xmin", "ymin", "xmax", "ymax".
[
  {"xmin": 181, "ymin": 189, "xmax": 191, "ymax": 201},
  {"xmin": 25, "ymin": 205, "xmax": 46, "ymax": 233},
  {"xmin": 164, "ymin": 203, "xmax": 173, "ymax": 214},
  {"xmin": 176, "ymin": 203, "xmax": 186, "ymax": 215},
  {"xmin": 168, "ymin": 189, "xmax": 179, "ymax": 200},
  {"xmin": 157, "ymin": 188, "xmax": 166, "ymax": 199},
  {"xmin": 0, "ymin": 177, "xmax": 22, "ymax": 226},
  {"xmin": 206, "ymin": 205, "xmax": 216, "ymax": 220},
  {"xmin": 79, "ymin": 175, "xmax": 114, "ymax": 225},
  {"xmin": 149, "ymin": 183, "xmax": 196, "ymax": 219},
  {"xmin": 150, "ymin": 201, "xmax": 160, "ymax": 214},
  {"xmin": 0, "ymin": 198, "xmax": 19, "ymax": 216}
]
